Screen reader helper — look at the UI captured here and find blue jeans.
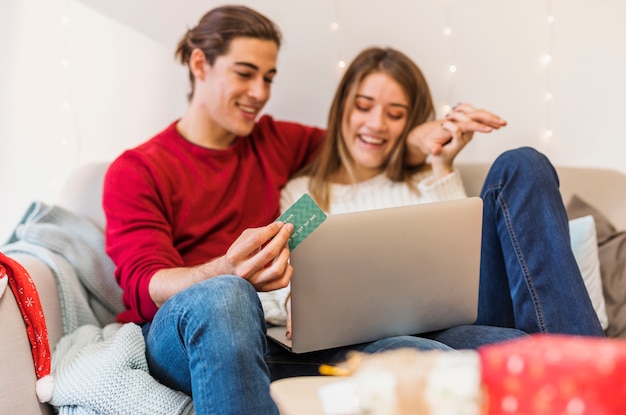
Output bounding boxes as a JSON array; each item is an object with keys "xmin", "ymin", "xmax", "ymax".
[
  {"xmin": 142, "ymin": 276, "xmax": 525, "ymax": 413},
  {"xmin": 143, "ymin": 276, "xmax": 279, "ymax": 415},
  {"xmin": 476, "ymin": 147, "xmax": 604, "ymax": 336},
  {"xmin": 141, "ymin": 147, "xmax": 601, "ymax": 413}
]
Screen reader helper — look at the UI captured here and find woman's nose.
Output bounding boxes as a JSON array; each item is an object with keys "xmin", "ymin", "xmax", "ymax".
[{"xmin": 366, "ymin": 107, "xmax": 386, "ymax": 131}]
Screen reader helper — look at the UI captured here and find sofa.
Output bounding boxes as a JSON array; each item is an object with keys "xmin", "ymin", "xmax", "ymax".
[{"xmin": 2, "ymin": 160, "xmax": 625, "ymax": 415}]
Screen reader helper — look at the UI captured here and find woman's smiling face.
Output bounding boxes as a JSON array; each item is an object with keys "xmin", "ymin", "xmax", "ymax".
[{"xmin": 341, "ymin": 71, "xmax": 409, "ymax": 181}]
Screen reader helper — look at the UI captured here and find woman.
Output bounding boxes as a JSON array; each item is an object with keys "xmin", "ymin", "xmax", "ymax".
[{"xmin": 262, "ymin": 47, "xmax": 604, "ymax": 340}]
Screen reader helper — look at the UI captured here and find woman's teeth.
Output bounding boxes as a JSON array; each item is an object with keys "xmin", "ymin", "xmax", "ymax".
[{"xmin": 359, "ymin": 134, "xmax": 384, "ymax": 145}]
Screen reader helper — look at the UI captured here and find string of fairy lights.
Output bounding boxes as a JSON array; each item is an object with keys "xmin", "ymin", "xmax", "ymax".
[
  {"xmin": 543, "ymin": 0, "xmax": 556, "ymax": 142},
  {"xmin": 329, "ymin": 0, "xmax": 557, "ymax": 141},
  {"xmin": 56, "ymin": 0, "xmax": 558, "ymax": 167},
  {"xmin": 329, "ymin": 1, "xmax": 346, "ymax": 71},
  {"xmin": 441, "ymin": 0, "xmax": 456, "ymax": 117},
  {"xmin": 60, "ymin": 0, "xmax": 81, "ymax": 169}
]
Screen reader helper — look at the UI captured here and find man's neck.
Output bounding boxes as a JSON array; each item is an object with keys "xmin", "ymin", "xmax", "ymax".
[{"xmin": 177, "ymin": 108, "xmax": 236, "ymax": 149}]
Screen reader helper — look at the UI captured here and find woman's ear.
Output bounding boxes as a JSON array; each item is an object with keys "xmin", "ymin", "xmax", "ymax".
[{"xmin": 189, "ymin": 48, "xmax": 207, "ymax": 81}]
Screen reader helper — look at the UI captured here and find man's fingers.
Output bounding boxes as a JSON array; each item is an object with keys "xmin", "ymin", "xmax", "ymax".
[
  {"xmin": 232, "ymin": 222, "xmax": 283, "ymax": 255},
  {"xmin": 252, "ymin": 223, "xmax": 293, "ymax": 266},
  {"xmin": 225, "ymin": 222, "xmax": 294, "ymax": 281},
  {"xmin": 250, "ymin": 250, "xmax": 293, "ymax": 292},
  {"xmin": 233, "ymin": 222, "xmax": 292, "ymax": 259},
  {"xmin": 447, "ymin": 103, "xmax": 507, "ymax": 130}
]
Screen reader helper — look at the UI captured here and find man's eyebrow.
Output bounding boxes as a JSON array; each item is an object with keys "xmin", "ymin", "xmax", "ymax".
[
  {"xmin": 233, "ymin": 62, "xmax": 277, "ymax": 75},
  {"xmin": 355, "ymin": 94, "xmax": 409, "ymax": 109}
]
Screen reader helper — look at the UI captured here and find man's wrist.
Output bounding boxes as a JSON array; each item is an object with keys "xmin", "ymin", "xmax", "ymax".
[{"xmin": 406, "ymin": 150, "xmax": 428, "ymax": 168}]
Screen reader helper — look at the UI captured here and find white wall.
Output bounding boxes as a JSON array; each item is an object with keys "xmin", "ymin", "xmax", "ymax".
[
  {"xmin": 1, "ymin": 0, "xmax": 186, "ymax": 241},
  {"xmin": 2, "ymin": 0, "xmax": 626, "ymax": 241}
]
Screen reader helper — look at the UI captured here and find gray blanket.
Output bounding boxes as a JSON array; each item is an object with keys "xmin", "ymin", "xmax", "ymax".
[
  {"xmin": 51, "ymin": 323, "xmax": 194, "ymax": 415},
  {"xmin": 3, "ymin": 201, "xmax": 123, "ymax": 331}
]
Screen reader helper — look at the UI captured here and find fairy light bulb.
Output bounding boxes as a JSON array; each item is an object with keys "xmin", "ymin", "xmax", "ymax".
[
  {"xmin": 330, "ymin": 1, "xmax": 346, "ymax": 75},
  {"xmin": 542, "ymin": 0, "xmax": 556, "ymax": 143},
  {"xmin": 441, "ymin": 0, "xmax": 457, "ymax": 118},
  {"xmin": 59, "ymin": 0, "xmax": 83, "ymax": 172}
]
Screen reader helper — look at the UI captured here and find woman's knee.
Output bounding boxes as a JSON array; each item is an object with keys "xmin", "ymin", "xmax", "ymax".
[
  {"xmin": 488, "ymin": 146, "xmax": 558, "ymax": 187},
  {"xmin": 494, "ymin": 147, "xmax": 550, "ymax": 170}
]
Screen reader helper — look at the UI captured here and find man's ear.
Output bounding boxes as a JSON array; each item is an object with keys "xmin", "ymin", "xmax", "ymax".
[{"xmin": 189, "ymin": 48, "xmax": 207, "ymax": 81}]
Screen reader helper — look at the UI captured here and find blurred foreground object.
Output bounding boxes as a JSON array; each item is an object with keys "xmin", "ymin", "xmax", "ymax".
[{"xmin": 318, "ymin": 334, "xmax": 626, "ymax": 414}]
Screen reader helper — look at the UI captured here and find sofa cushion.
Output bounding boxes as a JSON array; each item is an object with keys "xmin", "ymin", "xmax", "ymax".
[
  {"xmin": 567, "ymin": 195, "xmax": 626, "ymax": 338},
  {"xmin": 569, "ymin": 215, "xmax": 608, "ymax": 330}
]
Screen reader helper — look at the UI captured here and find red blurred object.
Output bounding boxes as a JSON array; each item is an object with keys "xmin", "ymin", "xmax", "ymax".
[{"xmin": 479, "ymin": 334, "xmax": 626, "ymax": 415}]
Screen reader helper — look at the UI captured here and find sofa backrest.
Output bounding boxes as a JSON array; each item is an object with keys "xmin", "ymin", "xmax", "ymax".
[
  {"xmin": 58, "ymin": 161, "xmax": 626, "ymax": 233},
  {"xmin": 457, "ymin": 163, "xmax": 626, "ymax": 230},
  {"xmin": 58, "ymin": 162, "xmax": 110, "ymax": 230}
]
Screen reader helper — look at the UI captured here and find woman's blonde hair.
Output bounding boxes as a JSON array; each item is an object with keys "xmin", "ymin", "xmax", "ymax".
[{"xmin": 302, "ymin": 47, "xmax": 435, "ymax": 211}]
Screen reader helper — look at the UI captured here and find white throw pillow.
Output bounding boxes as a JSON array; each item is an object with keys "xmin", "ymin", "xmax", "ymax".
[{"xmin": 569, "ymin": 215, "xmax": 609, "ymax": 330}]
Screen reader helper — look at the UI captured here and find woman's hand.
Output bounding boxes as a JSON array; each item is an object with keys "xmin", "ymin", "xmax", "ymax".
[
  {"xmin": 406, "ymin": 120, "xmax": 452, "ymax": 166},
  {"xmin": 407, "ymin": 103, "xmax": 507, "ymax": 179},
  {"xmin": 285, "ymin": 295, "xmax": 292, "ymax": 339},
  {"xmin": 446, "ymin": 102, "xmax": 507, "ymax": 134},
  {"xmin": 427, "ymin": 120, "xmax": 474, "ymax": 179}
]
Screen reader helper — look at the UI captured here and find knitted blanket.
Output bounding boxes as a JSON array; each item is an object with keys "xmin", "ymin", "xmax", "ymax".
[
  {"xmin": 1, "ymin": 201, "xmax": 195, "ymax": 413},
  {"xmin": 51, "ymin": 323, "xmax": 194, "ymax": 415},
  {"xmin": 2, "ymin": 201, "xmax": 124, "ymax": 331}
]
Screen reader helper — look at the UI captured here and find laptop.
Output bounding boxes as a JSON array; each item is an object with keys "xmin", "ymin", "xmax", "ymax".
[{"xmin": 267, "ymin": 197, "xmax": 483, "ymax": 354}]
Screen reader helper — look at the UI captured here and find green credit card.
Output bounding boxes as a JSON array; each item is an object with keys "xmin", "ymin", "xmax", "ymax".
[{"xmin": 275, "ymin": 193, "xmax": 327, "ymax": 251}]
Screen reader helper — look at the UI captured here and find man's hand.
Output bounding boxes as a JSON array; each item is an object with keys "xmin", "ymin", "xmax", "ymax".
[
  {"xmin": 148, "ymin": 221, "xmax": 294, "ymax": 307},
  {"xmin": 223, "ymin": 221, "xmax": 295, "ymax": 292}
]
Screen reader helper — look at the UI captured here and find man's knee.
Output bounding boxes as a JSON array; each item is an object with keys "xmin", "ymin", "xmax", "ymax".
[{"xmin": 162, "ymin": 275, "xmax": 260, "ymax": 319}]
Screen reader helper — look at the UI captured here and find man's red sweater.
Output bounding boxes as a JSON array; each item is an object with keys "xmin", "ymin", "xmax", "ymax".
[{"xmin": 103, "ymin": 115, "xmax": 324, "ymax": 323}]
